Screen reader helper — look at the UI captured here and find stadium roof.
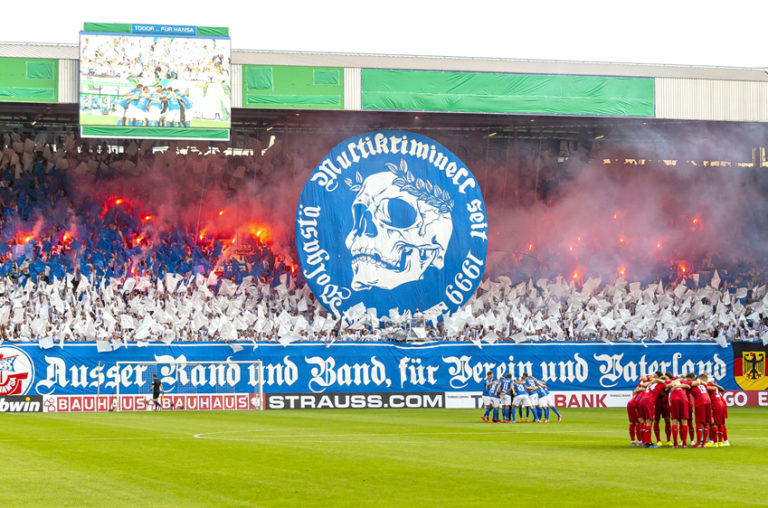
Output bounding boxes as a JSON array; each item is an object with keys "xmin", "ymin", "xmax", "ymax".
[
  {"xmin": 1, "ymin": 42, "xmax": 767, "ymax": 81},
  {"xmin": 2, "ymin": 42, "xmax": 768, "ymax": 123}
]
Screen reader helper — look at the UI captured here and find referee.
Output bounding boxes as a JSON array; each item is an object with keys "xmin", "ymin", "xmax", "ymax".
[{"xmin": 150, "ymin": 374, "xmax": 164, "ymax": 411}]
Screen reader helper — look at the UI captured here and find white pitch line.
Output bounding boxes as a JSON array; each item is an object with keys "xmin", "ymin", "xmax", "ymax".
[
  {"xmin": 191, "ymin": 428, "xmax": 626, "ymax": 441},
  {"xmin": 0, "ymin": 436, "xmax": 188, "ymax": 443}
]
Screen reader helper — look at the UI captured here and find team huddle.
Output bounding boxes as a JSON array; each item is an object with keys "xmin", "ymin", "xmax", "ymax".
[
  {"xmin": 115, "ymin": 84, "xmax": 193, "ymax": 128},
  {"xmin": 481, "ymin": 372, "xmax": 562, "ymax": 423},
  {"xmin": 628, "ymin": 371, "xmax": 729, "ymax": 448}
]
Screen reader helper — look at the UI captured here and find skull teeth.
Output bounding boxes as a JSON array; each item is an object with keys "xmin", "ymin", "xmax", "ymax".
[
  {"xmin": 351, "ymin": 245, "xmax": 439, "ymax": 270},
  {"xmin": 351, "ymin": 247, "xmax": 400, "ymax": 267}
]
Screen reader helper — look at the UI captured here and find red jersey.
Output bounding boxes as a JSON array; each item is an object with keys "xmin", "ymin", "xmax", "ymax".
[
  {"xmin": 659, "ymin": 381, "xmax": 671, "ymax": 406},
  {"xmin": 690, "ymin": 382, "xmax": 712, "ymax": 405},
  {"xmin": 642, "ymin": 380, "xmax": 666, "ymax": 401},
  {"xmin": 631, "ymin": 378, "xmax": 647, "ymax": 400},
  {"xmin": 668, "ymin": 379, "xmax": 689, "ymax": 401},
  {"xmin": 707, "ymin": 382, "xmax": 724, "ymax": 404}
]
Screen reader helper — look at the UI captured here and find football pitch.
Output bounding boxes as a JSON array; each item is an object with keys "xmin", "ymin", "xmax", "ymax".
[{"xmin": 1, "ymin": 408, "xmax": 766, "ymax": 507}]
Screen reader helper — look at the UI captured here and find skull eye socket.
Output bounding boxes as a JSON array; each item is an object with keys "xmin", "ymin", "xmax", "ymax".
[{"xmin": 378, "ymin": 198, "xmax": 417, "ymax": 229}]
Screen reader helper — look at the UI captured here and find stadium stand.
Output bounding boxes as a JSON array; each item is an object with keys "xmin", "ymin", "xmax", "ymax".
[{"xmin": 0, "ymin": 131, "xmax": 767, "ymax": 345}]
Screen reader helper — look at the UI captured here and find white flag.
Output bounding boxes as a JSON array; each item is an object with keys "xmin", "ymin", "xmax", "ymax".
[{"xmin": 120, "ymin": 314, "xmax": 136, "ymax": 330}]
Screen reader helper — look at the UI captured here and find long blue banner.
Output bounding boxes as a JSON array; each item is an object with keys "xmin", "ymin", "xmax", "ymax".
[{"xmin": 2, "ymin": 342, "xmax": 761, "ymax": 398}]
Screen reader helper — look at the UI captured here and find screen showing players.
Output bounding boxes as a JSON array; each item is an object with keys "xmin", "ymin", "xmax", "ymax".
[{"xmin": 79, "ymin": 29, "xmax": 231, "ymax": 140}]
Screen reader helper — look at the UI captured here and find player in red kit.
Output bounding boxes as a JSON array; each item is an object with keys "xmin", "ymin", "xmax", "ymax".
[
  {"xmin": 665, "ymin": 376, "xmax": 691, "ymax": 448},
  {"xmin": 685, "ymin": 373, "xmax": 696, "ymax": 444},
  {"xmin": 706, "ymin": 377, "xmax": 729, "ymax": 447},
  {"xmin": 627, "ymin": 375, "xmax": 650, "ymax": 446},
  {"xmin": 638, "ymin": 372, "xmax": 668, "ymax": 448},
  {"xmin": 653, "ymin": 371, "xmax": 673, "ymax": 447},
  {"xmin": 690, "ymin": 373, "xmax": 713, "ymax": 447}
]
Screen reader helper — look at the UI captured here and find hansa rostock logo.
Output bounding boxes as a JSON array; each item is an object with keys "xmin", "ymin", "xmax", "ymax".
[
  {"xmin": 0, "ymin": 345, "xmax": 35, "ymax": 396},
  {"xmin": 296, "ymin": 131, "xmax": 488, "ymax": 318}
]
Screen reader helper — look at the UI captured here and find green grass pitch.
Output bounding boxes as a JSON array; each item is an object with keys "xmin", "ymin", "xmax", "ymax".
[{"xmin": 1, "ymin": 408, "xmax": 766, "ymax": 507}]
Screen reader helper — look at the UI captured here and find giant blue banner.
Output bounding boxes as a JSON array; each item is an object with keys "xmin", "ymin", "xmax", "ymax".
[
  {"xmin": 2, "ymin": 342, "xmax": 758, "ymax": 398},
  {"xmin": 295, "ymin": 131, "xmax": 488, "ymax": 318}
]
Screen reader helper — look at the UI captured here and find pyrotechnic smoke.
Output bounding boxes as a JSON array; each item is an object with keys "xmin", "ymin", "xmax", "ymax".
[
  {"xmin": 62, "ymin": 137, "xmax": 322, "ymax": 267},
  {"xmin": 477, "ymin": 130, "xmax": 768, "ymax": 284},
  {"xmin": 52, "ymin": 121, "xmax": 768, "ymax": 285}
]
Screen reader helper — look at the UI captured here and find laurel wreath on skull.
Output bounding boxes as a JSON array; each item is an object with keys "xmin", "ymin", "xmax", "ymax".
[{"xmin": 344, "ymin": 160, "xmax": 454, "ymax": 213}]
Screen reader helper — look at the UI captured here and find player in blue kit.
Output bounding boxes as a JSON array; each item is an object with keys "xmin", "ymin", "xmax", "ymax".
[
  {"xmin": 166, "ymin": 89, "xmax": 182, "ymax": 127},
  {"xmin": 136, "ymin": 89, "xmax": 151, "ymax": 126},
  {"xmin": 512, "ymin": 378, "xmax": 530, "ymax": 421},
  {"xmin": 179, "ymin": 91, "xmax": 193, "ymax": 127},
  {"xmin": 488, "ymin": 376, "xmax": 502, "ymax": 422},
  {"xmin": 522, "ymin": 373, "xmax": 541, "ymax": 422},
  {"xmin": 147, "ymin": 85, "xmax": 165, "ymax": 127},
  {"xmin": 481, "ymin": 372, "xmax": 502, "ymax": 423},
  {"xmin": 499, "ymin": 374, "xmax": 515, "ymax": 423},
  {"xmin": 536, "ymin": 381, "xmax": 550, "ymax": 422},
  {"xmin": 121, "ymin": 84, "xmax": 144, "ymax": 126},
  {"xmin": 538, "ymin": 381, "xmax": 562, "ymax": 422},
  {"xmin": 481, "ymin": 371, "xmax": 495, "ymax": 423}
]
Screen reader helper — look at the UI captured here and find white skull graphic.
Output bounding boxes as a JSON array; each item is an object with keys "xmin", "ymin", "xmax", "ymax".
[{"xmin": 345, "ymin": 167, "xmax": 453, "ymax": 291}]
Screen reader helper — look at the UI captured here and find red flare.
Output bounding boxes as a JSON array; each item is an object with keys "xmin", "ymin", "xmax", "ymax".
[
  {"xmin": 618, "ymin": 266, "xmax": 626, "ymax": 276},
  {"xmin": 23, "ymin": 235, "xmax": 34, "ymax": 244},
  {"xmin": 114, "ymin": 198, "xmax": 125, "ymax": 206},
  {"xmin": 619, "ymin": 235, "xmax": 626, "ymax": 244},
  {"xmin": 568, "ymin": 245, "xmax": 574, "ymax": 252},
  {"xmin": 198, "ymin": 232, "xmax": 205, "ymax": 241},
  {"xmin": 218, "ymin": 210, "xmax": 225, "ymax": 217},
  {"xmin": 527, "ymin": 242, "xmax": 533, "ymax": 251},
  {"xmin": 142, "ymin": 215, "xmax": 153, "ymax": 221},
  {"xmin": 571, "ymin": 270, "xmax": 580, "ymax": 281},
  {"xmin": 248, "ymin": 224, "xmax": 271, "ymax": 243},
  {"xmin": 690, "ymin": 216, "xmax": 702, "ymax": 231},
  {"xmin": 656, "ymin": 241, "xmax": 662, "ymax": 249},
  {"xmin": 290, "ymin": 265, "xmax": 295, "ymax": 273}
]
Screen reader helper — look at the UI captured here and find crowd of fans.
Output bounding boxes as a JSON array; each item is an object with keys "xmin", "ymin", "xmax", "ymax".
[
  {"xmin": 1, "ymin": 132, "xmax": 767, "ymax": 347},
  {"xmin": 81, "ymin": 35, "xmax": 229, "ymax": 83}
]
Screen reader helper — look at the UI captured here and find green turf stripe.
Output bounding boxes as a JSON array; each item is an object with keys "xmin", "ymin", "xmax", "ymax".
[
  {"xmin": 81, "ymin": 126, "xmax": 229, "ymax": 140},
  {"xmin": 0, "ymin": 408, "xmax": 762, "ymax": 506}
]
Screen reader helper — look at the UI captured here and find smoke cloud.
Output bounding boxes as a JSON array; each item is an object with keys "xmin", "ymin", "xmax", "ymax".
[{"xmin": 51, "ymin": 119, "xmax": 768, "ymax": 286}]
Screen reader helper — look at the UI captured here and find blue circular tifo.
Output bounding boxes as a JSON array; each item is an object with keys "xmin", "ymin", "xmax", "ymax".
[{"xmin": 295, "ymin": 130, "xmax": 488, "ymax": 321}]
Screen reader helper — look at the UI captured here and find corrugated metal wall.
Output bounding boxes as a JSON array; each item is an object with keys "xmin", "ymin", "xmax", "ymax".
[
  {"xmin": 58, "ymin": 59, "xmax": 78, "ymax": 103},
  {"xmin": 231, "ymin": 64, "xmax": 242, "ymax": 108},
  {"xmin": 343, "ymin": 68, "xmax": 361, "ymax": 110},
  {"xmin": 655, "ymin": 78, "xmax": 768, "ymax": 122}
]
